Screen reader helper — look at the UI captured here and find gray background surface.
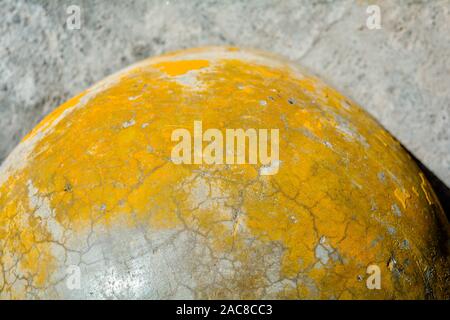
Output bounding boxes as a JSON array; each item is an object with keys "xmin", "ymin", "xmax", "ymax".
[{"xmin": 0, "ymin": 0, "xmax": 449, "ymax": 186}]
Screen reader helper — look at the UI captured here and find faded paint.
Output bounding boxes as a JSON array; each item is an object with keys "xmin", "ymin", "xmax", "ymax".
[{"xmin": 0, "ymin": 47, "xmax": 448, "ymax": 299}]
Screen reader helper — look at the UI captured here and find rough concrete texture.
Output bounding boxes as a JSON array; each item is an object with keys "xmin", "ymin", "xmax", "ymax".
[{"xmin": 0, "ymin": 0, "xmax": 449, "ymax": 186}]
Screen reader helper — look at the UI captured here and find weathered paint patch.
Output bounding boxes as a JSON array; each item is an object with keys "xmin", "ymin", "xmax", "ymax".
[
  {"xmin": 153, "ymin": 60, "xmax": 210, "ymax": 77},
  {"xmin": 0, "ymin": 47, "xmax": 448, "ymax": 300}
]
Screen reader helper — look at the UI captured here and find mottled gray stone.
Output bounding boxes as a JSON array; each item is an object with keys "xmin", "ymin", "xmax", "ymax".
[{"xmin": 0, "ymin": 0, "xmax": 449, "ymax": 186}]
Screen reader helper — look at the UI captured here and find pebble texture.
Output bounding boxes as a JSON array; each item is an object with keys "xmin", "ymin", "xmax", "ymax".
[{"xmin": 0, "ymin": 0, "xmax": 449, "ymax": 186}]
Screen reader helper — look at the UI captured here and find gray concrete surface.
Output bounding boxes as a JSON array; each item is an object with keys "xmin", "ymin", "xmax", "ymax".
[{"xmin": 0, "ymin": 0, "xmax": 449, "ymax": 186}]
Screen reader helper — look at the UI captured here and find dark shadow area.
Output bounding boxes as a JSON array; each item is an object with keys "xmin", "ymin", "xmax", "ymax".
[{"xmin": 405, "ymin": 149, "xmax": 450, "ymax": 220}]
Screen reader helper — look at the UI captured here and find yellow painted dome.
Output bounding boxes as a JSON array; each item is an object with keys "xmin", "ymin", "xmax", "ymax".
[{"xmin": 0, "ymin": 47, "xmax": 448, "ymax": 299}]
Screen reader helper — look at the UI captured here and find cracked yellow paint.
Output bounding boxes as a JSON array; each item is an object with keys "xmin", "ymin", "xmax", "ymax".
[
  {"xmin": 0, "ymin": 47, "xmax": 448, "ymax": 299},
  {"xmin": 394, "ymin": 188, "xmax": 411, "ymax": 210}
]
